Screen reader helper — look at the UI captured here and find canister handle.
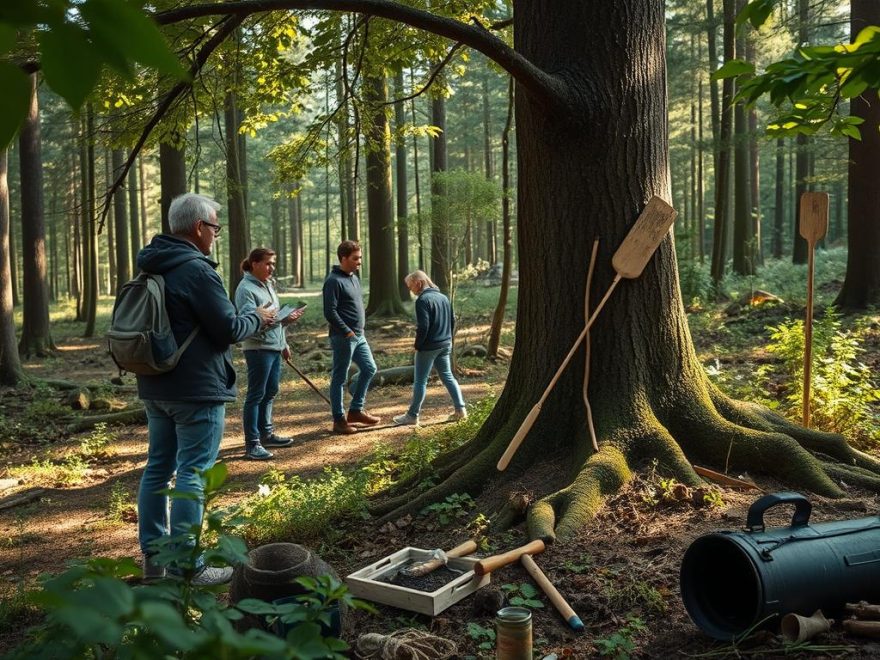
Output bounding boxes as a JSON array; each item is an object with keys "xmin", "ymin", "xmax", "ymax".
[{"xmin": 746, "ymin": 492, "xmax": 812, "ymax": 532}]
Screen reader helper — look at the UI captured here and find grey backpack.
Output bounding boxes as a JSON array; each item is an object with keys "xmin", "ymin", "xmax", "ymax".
[{"xmin": 107, "ymin": 270, "xmax": 199, "ymax": 375}]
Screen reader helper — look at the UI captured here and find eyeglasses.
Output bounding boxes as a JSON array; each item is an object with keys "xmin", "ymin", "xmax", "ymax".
[{"xmin": 201, "ymin": 219, "xmax": 222, "ymax": 235}]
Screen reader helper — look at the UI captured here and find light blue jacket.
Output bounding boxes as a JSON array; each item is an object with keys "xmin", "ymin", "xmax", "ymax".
[{"xmin": 234, "ymin": 273, "xmax": 288, "ymax": 352}]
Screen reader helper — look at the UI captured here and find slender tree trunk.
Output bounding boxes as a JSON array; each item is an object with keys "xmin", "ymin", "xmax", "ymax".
[
  {"xmin": 487, "ymin": 78, "xmax": 514, "ymax": 359},
  {"xmin": 138, "ymin": 153, "xmax": 148, "ymax": 240},
  {"xmin": 430, "ymin": 93, "xmax": 449, "ymax": 292},
  {"xmin": 732, "ymin": 1, "xmax": 754, "ymax": 277},
  {"xmin": 773, "ymin": 138, "xmax": 785, "ymax": 259},
  {"xmin": 706, "ymin": 0, "xmax": 721, "ymax": 176},
  {"xmin": 792, "ymin": 0, "xmax": 810, "ymax": 264},
  {"xmin": 112, "ymin": 148, "xmax": 130, "ymax": 292},
  {"xmin": 288, "ymin": 188, "xmax": 302, "ymax": 287},
  {"xmin": 697, "ymin": 45, "xmax": 705, "ymax": 264},
  {"xmin": 225, "ymin": 92, "xmax": 249, "ymax": 295},
  {"xmin": 835, "ymin": 0, "xmax": 880, "ymax": 308},
  {"xmin": 483, "ymin": 70, "xmax": 497, "ymax": 265},
  {"xmin": 710, "ymin": 0, "xmax": 734, "ymax": 284},
  {"xmin": 159, "ymin": 141, "xmax": 186, "ymax": 235},
  {"xmin": 83, "ymin": 107, "xmax": 98, "ymax": 338},
  {"xmin": 127, "ymin": 149, "xmax": 141, "ymax": 273},
  {"xmin": 0, "ymin": 149, "xmax": 23, "ymax": 384},
  {"xmin": 364, "ymin": 73, "xmax": 405, "ymax": 316},
  {"xmin": 18, "ymin": 73, "xmax": 54, "ymax": 357},
  {"xmin": 394, "ymin": 69, "xmax": 410, "ymax": 301}
]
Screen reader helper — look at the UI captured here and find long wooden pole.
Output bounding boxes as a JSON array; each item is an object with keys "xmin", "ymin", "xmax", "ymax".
[{"xmin": 521, "ymin": 554, "xmax": 584, "ymax": 631}]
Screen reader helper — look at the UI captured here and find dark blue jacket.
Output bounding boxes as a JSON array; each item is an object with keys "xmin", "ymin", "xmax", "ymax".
[
  {"xmin": 414, "ymin": 287, "xmax": 454, "ymax": 351},
  {"xmin": 322, "ymin": 265, "xmax": 365, "ymax": 337},
  {"xmin": 135, "ymin": 234, "xmax": 262, "ymax": 402}
]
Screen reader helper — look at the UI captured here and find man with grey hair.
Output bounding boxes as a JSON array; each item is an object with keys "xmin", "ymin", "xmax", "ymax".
[{"xmin": 135, "ymin": 193, "xmax": 274, "ymax": 585}]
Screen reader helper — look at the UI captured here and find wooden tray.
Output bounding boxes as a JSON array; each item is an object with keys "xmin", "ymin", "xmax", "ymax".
[{"xmin": 345, "ymin": 546, "xmax": 489, "ymax": 615}]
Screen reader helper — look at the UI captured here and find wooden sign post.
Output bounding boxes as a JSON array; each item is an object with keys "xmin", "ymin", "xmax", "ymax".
[{"xmin": 799, "ymin": 192, "xmax": 829, "ymax": 428}]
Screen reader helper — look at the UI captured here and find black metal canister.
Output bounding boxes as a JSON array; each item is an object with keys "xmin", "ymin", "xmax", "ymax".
[{"xmin": 680, "ymin": 492, "xmax": 880, "ymax": 640}]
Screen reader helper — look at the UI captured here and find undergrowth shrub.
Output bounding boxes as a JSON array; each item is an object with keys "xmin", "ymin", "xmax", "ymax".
[{"xmin": 756, "ymin": 308, "xmax": 879, "ymax": 449}]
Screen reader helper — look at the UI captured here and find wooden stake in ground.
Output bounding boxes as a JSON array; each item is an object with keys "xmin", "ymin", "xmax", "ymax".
[
  {"xmin": 520, "ymin": 554, "xmax": 584, "ymax": 631},
  {"xmin": 497, "ymin": 197, "xmax": 677, "ymax": 471},
  {"xmin": 799, "ymin": 192, "xmax": 829, "ymax": 428}
]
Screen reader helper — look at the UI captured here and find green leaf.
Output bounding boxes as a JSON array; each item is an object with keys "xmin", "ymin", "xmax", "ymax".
[
  {"xmin": 519, "ymin": 582, "xmax": 539, "ymax": 599},
  {"xmin": 38, "ymin": 24, "xmax": 102, "ymax": 110},
  {"xmin": 0, "ymin": 62, "xmax": 30, "ymax": 149},
  {"xmin": 201, "ymin": 461, "xmax": 228, "ymax": 494},
  {"xmin": 711, "ymin": 59, "xmax": 754, "ymax": 81},
  {"xmin": 80, "ymin": 0, "xmax": 188, "ymax": 81},
  {"xmin": 837, "ymin": 124, "xmax": 862, "ymax": 141}
]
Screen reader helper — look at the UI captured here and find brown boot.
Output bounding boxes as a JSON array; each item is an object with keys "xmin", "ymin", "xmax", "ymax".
[
  {"xmin": 332, "ymin": 419, "xmax": 358, "ymax": 435},
  {"xmin": 347, "ymin": 410, "xmax": 380, "ymax": 426}
]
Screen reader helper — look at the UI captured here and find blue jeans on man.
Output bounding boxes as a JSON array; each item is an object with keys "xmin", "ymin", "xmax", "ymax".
[
  {"xmin": 243, "ymin": 349, "xmax": 281, "ymax": 444},
  {"xmin": 329, "ymin": 333, "xmax": 377, "ymax": 420},
  {"xmin": 408, "ymin": 345, "xmax": 465, "ymax": 417},
  {"xmin": 137, "ymin": 400, "xmax": 225, "ymax": 558}
]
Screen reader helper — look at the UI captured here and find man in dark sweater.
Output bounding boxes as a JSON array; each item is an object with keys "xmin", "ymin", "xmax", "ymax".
[{"xmin": 322, "ymin": 240, "xmax": 379, "ymax": 434}]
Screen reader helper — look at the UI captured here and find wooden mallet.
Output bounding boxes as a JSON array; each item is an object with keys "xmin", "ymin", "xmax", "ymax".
[
  {"xmin": 521, "ymin": 554, "xmax": 584, "ymax": 632},
  {"xmin": 799, "ymin": 192, "xmax": 829, "ymax": 428},
  {"xmin": 497, "ymin": 196, "xmax": 677, "ymax": 471},
  {"xmin": 474, "ymin": 539, "xmax": 545, "ymax": 576},
  {"xmin": 400, "ymin": 539, "xmax": 477, "ymax": 577}
]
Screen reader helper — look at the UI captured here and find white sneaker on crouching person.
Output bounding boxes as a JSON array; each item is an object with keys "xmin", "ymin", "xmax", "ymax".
[
  {"xmin": 446, "ymin": 408, "xmax": 468, "ymax": 422},
  {"xmin": 392, "ymin": 412, "xmax": 419, "ymax": 426},
  {"xmin": 191, "ymin": 565, "xmax": 234, "ymax": 586}
]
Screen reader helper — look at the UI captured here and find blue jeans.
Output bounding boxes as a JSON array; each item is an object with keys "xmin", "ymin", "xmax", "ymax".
[
  {"xmin": 329, "ymin": 333, "xmax": 377, "ymax": 420},
  {"xmin": 138, "ymin": 400, "xmax": 225, "ymax": 557},
  {"xmin": 408, "ymin": 345, "xmax": 465, "ymax": 417},
  {"xmin": 243, "ymin": 350, "xmax": 281, "ymax": 444}
]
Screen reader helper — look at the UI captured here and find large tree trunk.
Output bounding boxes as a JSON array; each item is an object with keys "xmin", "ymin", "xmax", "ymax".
[
  {"xmin": 791, "ymin": 0, "xmax": 810, "ymax": 265},
  {"xmin": 364, "ymin": 74, "xmax": 405, "ymax": 317},
  {"xmin": 0, "ymin": 149, "xmax": 23, "ymax": 385},
  {"xmin": 430, "ymin": 93, "xmax": 449, "ymax": 292},
  {"xmin": 710, "ymin": 0, "xmax": 734, "ymax": 284},
  {"xmin": 393, "ymin": 69, "xmax": 410, "ymax": 301},
  {"xmin": 159, "ymin": 141, "xmax": 186, "ymax": 235},
  {"xmin": 81, "ymin": 107, "xmax": 98, "ymax": 338},
  {"xmin": 835, "ymin": 0, "xmax": 880, "ymax": 309},
  {"xmin": 18, "ymin": 73, "xmax": 54, "ymax": 357},
  {"xmin": 374, "ymin": 0, "xmax": 874, "ymax": 541},
  {"xmin": 732, "ymin": 3, "xmax": 754, "ymax": 277}
]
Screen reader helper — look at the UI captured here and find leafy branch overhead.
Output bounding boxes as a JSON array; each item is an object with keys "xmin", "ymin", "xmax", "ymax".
[
  {"xmin": 713, "ymin": 0, "xmax": 880, "ymax": 138},
  {"xmin": 0, "ymin": 0, "xmax": 188, "ymax": 148}
]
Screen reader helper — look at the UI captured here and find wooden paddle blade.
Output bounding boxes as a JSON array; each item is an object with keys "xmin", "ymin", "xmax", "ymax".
[
  {"xmin": 799, "ymin": 192, "xmax": 829, "ymax": 244},
  {"xmin": 611, "ymin": 196, "xmax": 677, "ymax": 279},
  {"xmin": 497, "ymin": 403, "xmax": 542, "ymax": 471}
]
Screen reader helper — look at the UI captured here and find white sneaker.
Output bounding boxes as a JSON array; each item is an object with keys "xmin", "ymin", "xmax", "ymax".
[
  {"xmin": 446, "ymin": 408, "xmax": 468, "ymax": 422},
  {"xmin": 393, "ymin": 413, "xmax": 419, "ymax": 426},
  {"xmin": 191, "ymin": 565, "xmax": 234, "ymax": 586}
]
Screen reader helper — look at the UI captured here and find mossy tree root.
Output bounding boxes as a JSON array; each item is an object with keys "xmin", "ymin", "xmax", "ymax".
[{"xmin": 527, "ymin": 444, "xmax": 631, "ymax": 542}]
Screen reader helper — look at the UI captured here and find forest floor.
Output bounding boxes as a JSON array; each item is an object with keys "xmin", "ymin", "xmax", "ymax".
[{"xmin": 1, "ymin": 262, "xmax": 879, "ymax": 658}]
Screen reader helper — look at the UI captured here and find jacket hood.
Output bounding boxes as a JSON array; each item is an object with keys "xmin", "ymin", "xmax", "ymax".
[{"xmin": 137, "ymin": 234, "xmax": 215, "ymax": 274}]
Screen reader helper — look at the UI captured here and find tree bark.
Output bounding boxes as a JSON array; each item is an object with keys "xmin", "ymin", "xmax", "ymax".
[
  {"xmin": 288, "ymin": 188, "xmax": 302, "ymax": 287},
  {"xmin": 710, "ymin": 0, "xmax": 734, "ymax": 284},
  {"xmin": 364, "ymin": 73, "xmax": 405, "ymax": 316},
  {"xmin": 487, "ymin": 77, "xmax": 514, "ymax": 359},
  {"xmin": 835, "ymin": 0, "xmax": 880, "ymax": 308},
  {"xmin": 394, "ymin": 69, "xmax": 410, "ymax": 301},
  {"xmin": 225, "ymin": 91, "xmax": 249, "ymax": 295},
  {"xmin": 732, "ymin": 1, "xmax": 754, "ymax": 277},
  {"xmin": 0, "ymin": 149, "xmax": 23, "ymax": 385},
  {"xmin": 791, "ymin": 0, "xmax": 810, "ymax": 265},
  {"xmin": 430, "ymin": 93, "xmax": 449, "ymax": 292},
  {"xmin": 159, "ymin": 141, "xmax": 186, "ymax": 235},
  {"xmin": 112, "ymin": 148, "xmax": 130, "ymax": 292},
  {"xmin": 127, "ymin": 148, "xmax": 141, "ymax": 274},
  {"xmin": 18, "ymin": 73, "xmax": 54, "ymax": 357},
  {"xmin": 483, "ymin": 69, "xmax": 497, "ymax": 265},
  {"xmin": 82, "ymin": 107, "xmax": 98, "ymax": 338},
  {"xmin": 772, "ymin": 137, "xmax": 785, "ymax": 258}
]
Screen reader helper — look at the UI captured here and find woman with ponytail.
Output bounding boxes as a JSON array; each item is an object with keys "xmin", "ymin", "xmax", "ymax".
[{"xmin": 233, "ymin": 248, "xmax": 304, "ymax": 459}]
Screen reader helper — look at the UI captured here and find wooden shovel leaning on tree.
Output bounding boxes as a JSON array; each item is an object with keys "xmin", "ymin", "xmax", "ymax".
[
  {"xmin": 798, "ymin": 192, "xmax": 829, "ymax": 428},
  {"xmin": 497, "ymin": 196, "xmax": 677, "ymax": 471}
]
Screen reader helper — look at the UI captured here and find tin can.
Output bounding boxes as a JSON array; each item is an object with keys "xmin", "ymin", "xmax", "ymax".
[{"xmin": 495, "ymin": 606, "xmax": 532, "ymax": 660}]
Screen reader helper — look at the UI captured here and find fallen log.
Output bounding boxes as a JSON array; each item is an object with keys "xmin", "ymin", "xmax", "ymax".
[
  {"xmin": 65, "ymin": 408, "xmax": 146, "ymax": 434},
  {"xmin": 846, "ymin": 602, "xmax": 880, "ymax": 620},
  {"xmin": 842, "ymin": 619, "xmax": 880, "ymax": 638},
  {"xmin": 349, "ymin": 365, "xmax": 414, "ymax": 391},
  {"xmin": 0, "ymin": 488, "xmax": 46, "ymax": 512}
]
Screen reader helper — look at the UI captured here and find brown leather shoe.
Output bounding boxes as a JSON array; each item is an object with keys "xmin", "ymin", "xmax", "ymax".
[
  {"xmin": 332, "ymin": 420, "xmax": 358, "ymax": 435},
  {"xmin": 347, "ymin": 410, "xmax": 380, "ymax": 426}
]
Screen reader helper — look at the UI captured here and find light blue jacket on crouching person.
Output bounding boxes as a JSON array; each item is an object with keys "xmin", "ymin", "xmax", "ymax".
[{"xmin": 233, "ymin": 273, "xmax": 289, "ymax": 352}]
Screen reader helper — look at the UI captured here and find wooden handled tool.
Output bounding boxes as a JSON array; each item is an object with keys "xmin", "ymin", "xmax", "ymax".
[
  {"xmin": 474, "ymin": 539, "xmax": 545, "ymax": 576},
  {"xmin": 521, "ymin": 554, "xmax": 584, "ymax": 632},
  {"xmin": 799, "ymin": 192, "xmax": 828, "ymax": 428},
  {"xmin": 401, "ymin": 539, "xmax": 477, "ymax": 577},
  {"xmin": 497, "ymin": 197, "xmax": 677, "ymax": 471}
]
